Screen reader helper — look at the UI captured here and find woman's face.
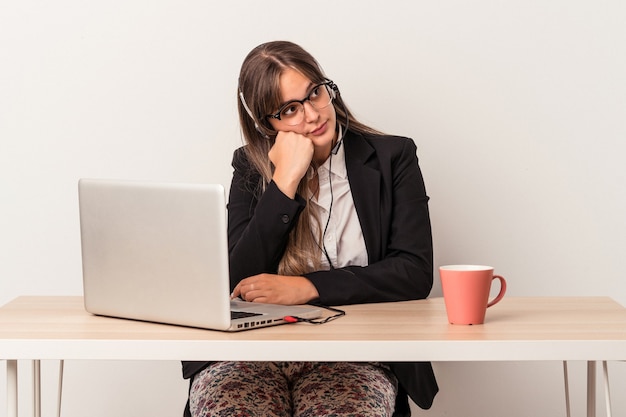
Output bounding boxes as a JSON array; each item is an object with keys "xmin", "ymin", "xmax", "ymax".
[{"xmin": 269, "ymin": 68, "xmax": 337, "ymax": 162}]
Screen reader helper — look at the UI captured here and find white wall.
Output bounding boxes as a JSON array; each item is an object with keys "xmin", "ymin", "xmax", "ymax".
[{"xmin": 1, "ymin": 1, "xmax": 625, "ymax": 416}]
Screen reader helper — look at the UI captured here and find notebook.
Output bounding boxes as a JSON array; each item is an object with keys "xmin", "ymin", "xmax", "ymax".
[{"xmin": 78, "ymin": 178, "xmax": 322, "ymax": 331}]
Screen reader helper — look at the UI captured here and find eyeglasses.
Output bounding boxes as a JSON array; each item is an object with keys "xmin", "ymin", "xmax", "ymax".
[{"xmin": 265, "ymin": 81, "xmax": 334, "ymax": 126}]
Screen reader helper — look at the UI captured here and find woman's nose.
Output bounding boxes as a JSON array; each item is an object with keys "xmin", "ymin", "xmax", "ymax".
[{"xmin": 302, "ymin": 101, "xmax": 320, "ymax": 123}]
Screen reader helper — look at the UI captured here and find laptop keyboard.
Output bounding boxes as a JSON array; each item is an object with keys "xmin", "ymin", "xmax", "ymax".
[{"xmin": 231, "ymin": 310, "xmax": 263, "ymax": 320}]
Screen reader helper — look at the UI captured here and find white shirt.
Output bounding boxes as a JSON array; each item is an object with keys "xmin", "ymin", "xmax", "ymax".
[{"xmin": 308, "ymin": 141, "xmax": 368, "ymax": 270}]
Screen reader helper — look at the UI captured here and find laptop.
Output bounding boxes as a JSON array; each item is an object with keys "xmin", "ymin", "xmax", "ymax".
[{"xmin": 78, "ymin": 178, "xmax": 322, "ymax": 331}]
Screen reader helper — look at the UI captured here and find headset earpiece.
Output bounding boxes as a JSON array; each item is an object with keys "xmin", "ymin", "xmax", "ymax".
[{"xmin": 327, "ymin": 80, "xmax": 340, "ymax": 99}]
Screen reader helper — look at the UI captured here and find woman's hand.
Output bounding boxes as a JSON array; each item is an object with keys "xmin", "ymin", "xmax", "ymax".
[
  {"xmin": 231, "ymin": 274, "xmax": 320, "ymax": 305},
  {"xmin": 268, "ymin": 131, "xmax": 314, "ymax": 198}
]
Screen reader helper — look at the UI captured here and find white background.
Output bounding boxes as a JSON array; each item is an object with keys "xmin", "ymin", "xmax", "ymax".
[{"xmin": 1, "ymin": 1, "xmax": 625, "ymax": 416}]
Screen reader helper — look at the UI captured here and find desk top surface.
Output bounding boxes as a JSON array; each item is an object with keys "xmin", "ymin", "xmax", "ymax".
[{"xmin": 1, "ymin": 296, "xmax": 626, "ymax": 361}]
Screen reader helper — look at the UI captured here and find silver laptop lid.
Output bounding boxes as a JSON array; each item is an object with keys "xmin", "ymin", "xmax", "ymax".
[{"xmin": 78, "ymin": 179, "xmax": 232, "ymax": 330}]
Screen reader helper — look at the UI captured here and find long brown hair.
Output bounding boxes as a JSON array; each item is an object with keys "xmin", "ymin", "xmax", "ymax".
[{"xmin": 236, "ymin": 41, "xmax": 380, "ymax": 275}]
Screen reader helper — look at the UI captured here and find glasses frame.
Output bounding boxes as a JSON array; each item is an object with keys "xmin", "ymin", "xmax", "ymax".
[{"xmin": 265, "ymin": 80, "xmax": 334, "ymax": 125}]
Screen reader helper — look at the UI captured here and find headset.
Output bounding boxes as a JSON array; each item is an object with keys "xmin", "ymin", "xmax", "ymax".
[{"xmin": 238, "ymin": 79, "xmax": 344, "ymax": 142}]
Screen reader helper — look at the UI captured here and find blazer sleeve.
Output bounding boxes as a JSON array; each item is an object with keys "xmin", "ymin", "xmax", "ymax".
[
  {"xmin": 304, "ymin": 135, "xmax": 433, "ymax": 306},
  {"xmin": 227, "ymin": 147, "xmax": 306, "ymax": 290}
]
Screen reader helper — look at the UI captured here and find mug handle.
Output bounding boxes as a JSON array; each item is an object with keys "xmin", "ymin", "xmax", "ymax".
[{"xmin": 486, "ymin": 275, "xmax": 507, "ymax": 308}]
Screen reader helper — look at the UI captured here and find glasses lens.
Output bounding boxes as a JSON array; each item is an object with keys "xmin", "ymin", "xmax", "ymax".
[
  {"xmin": 279, "ymin": 83, "xmax": 333, "ymax": 126},
  {"xmin": 309, "ymin": 83, "xmax": 333, "ymax": 109}
]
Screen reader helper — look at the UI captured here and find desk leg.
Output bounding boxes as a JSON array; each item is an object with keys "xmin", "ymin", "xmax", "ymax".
[
  {"xmin": 34, "ymin": 359, "xmax": 41, "ymax": 417},
  {"xmin": 563, "ymin": 361, "xmax": 571, "ymax": 417},
  {"xmin": 7, "ymin": 360, "xmax": 18, "ymax": 417},
  {"xmin": 602, "ymin": 361, "xmax": 612, "ymax": 417},
  {"xmin": 587, "ymin": 361, "xmax": 596, "ymax": 417},
  {"xmin": 57, "ymin": 360, "xmax": 64, "ymax": 417}
]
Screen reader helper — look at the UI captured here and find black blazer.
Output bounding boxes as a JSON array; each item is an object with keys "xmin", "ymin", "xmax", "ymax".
[{"xmin": 183, "ymin": 130, "xmax": 438, "ymax": 416}]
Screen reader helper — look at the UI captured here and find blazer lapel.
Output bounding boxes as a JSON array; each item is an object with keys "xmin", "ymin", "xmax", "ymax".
[{"xmin": 344, "ymin": 131, "xmax": 382, "ymax": 262}]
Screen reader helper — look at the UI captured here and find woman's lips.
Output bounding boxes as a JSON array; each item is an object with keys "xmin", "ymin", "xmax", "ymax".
[{"xmin": 310, "ymin": 121, "xmax": 327, "ymax": 136}]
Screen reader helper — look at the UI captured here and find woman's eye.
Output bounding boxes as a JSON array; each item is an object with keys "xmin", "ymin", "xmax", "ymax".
[
  {"xmin": 281, "ymin": 104, "xmax": 300, "ymax": 117},
  {"xmin": 310, "ymin": 86, "xmax": 321, "ymax": 99}
]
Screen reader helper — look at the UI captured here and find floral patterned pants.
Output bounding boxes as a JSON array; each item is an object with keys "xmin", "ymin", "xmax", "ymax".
[{"xmin": 189, "ymin": 361, "xmax": 398, "ymax": 417}]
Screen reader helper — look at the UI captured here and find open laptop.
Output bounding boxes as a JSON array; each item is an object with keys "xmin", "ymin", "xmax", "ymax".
[{"xmin": 78, "ymin": 178, "xmax": 322, "ymax": 331}]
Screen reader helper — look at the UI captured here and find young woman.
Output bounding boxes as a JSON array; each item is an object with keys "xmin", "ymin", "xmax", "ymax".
[{"xmin": 183, "ymin": 40, "xmax": 438, "ymax": 417}]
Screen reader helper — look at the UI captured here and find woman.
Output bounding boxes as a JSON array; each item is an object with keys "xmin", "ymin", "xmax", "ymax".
[{"xmin": 183, "ymin": 40, "xmax": 438, "ymax": 417}]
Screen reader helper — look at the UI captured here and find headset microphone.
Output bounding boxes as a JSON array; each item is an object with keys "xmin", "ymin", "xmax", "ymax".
[
  {"xmin": 239, "ymin": 89, "xmax": 270, "ymax": 139},
  {"xmin": 331, "ymin": 125, "xmax": 343, "ymax": 155}
]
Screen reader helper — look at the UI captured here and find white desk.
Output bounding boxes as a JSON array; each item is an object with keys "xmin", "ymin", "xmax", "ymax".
[{"xmin": 2, "ymin": 296, "xmax": 626, "ymax": 417}]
